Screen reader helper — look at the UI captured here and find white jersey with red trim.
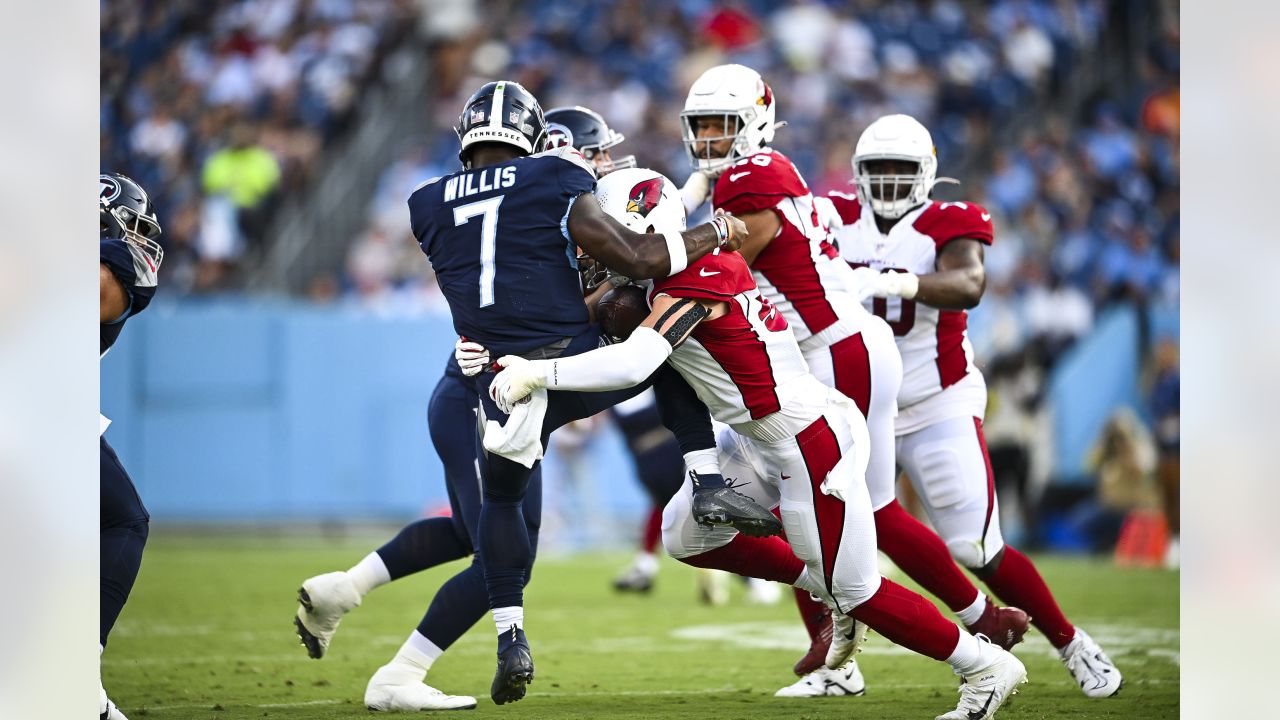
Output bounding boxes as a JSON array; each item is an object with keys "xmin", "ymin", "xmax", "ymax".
[
  {"xmin": 827, "ymin": 191, "xmax": 995, "ymax": 419},
  {"xmin": 648, "ymin": 249, "xmax": 828, "ymax": 443},
  {"xmin": 711, "ymin": 149, "xmax": 867, "ymax": 352}
]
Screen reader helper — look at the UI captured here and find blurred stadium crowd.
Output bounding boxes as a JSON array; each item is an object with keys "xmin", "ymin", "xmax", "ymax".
[{"xmin": 100, "ymin": 0, "xmax": 1178, "ymax": 557}]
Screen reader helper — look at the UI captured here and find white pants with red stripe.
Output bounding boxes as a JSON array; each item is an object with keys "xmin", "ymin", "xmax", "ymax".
[
  {"xmin": 662, "ymin": 401, "xmax": 881, "ymax": 613},
  {"xmin": 802, "ymin": 314, "xmax": 902, "ymax": 512},
  {"xmin": 895, "ymin": 414, "xmax": 1005, "ymax": 569}
]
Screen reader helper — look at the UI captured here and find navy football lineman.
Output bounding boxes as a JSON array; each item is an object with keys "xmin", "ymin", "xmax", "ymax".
[
  {"xmin": 295, "ymin": 81, "xmax": 772, "ymax": 708},
  {"xmin": 416, "ymin": 80, "xmax": 775, "ymax": 705},
  {"xmin": 99, "ymin": 173, "xmax": 163, "ymax": 720}
]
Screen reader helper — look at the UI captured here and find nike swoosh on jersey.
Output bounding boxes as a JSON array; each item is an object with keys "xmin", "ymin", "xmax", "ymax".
[
  {"xmin": 729, "ymin": 171, "xmax": 751, "ymax": 182},
  {"xmin": 699, "ymin": 268, "xmax": 720, "ymax": 276},
  {"xmin": 980, "ymin": 212, "xmax": 991, "ymax": 221}
]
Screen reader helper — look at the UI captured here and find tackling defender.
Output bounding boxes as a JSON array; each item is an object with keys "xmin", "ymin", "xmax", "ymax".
[
  {"xmin": 676, "ymin": 64, "xmax": 1029, "ymax": 695},
  {"xmin": 826, "ymin": 112, "xmax": 1122, "ymax": 697},
  {"xmin": 490, "ymin": 168, "xmax": 1029, "ymax": 720},
  {"xmin": 99, "ymin": 173, "xmax": 164, "ymax": 720}
]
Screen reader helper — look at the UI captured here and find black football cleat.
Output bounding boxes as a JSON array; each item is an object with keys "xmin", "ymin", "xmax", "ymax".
[
  {"xmin": 491, "ymin": 627, "xmax": 535, "ymax": 705},
  {"xmin": 691, "ymin": 482, "xmax": 783, "ymax": 538}
]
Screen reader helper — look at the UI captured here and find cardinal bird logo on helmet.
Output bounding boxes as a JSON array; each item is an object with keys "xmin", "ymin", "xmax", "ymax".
[{"xmin": 625, "ymin": 177, "xmax": 664, "ymax": 217}]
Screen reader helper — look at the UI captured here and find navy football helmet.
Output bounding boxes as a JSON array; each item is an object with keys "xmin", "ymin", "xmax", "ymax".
[
  {"xmin": 455, "ymin": 81, "xmax": 547, "ymax": 168},
  {"xmin": 100, "ymin": 172, "xmax": 164, "ymax": 270},
  {"xmin": 544, "ymin": 106, "xmax": 636, "ymax": 175}
]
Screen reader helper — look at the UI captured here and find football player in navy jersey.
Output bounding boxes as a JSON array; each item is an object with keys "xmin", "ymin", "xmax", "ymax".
[
  {"xmin": 295, "ymin": 80, "xmax": 771, "ymax": 708},
  {"xmin": 99, "ymin": 173, "xmax": 164, "ymax": 720}
]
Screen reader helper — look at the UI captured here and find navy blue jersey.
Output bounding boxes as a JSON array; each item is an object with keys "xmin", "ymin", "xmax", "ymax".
[
  {"xmin": 100, "ymin": 238, "xmax": 158, "ymax": 354},
  {"xmin": 409, "ymin": 147, "xmax": 596, "ymax": 356}
]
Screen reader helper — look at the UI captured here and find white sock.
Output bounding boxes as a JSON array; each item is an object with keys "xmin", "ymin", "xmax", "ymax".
[
  {"xmin": 683, "ymin": 449, "xmax": 720, "ymax": 476},
  {"xmin": 382, "ymin": 631, "xmax": 445, "ymax": 683},
  {"xmin": 634, "ymin": 552, "xmax": 659, "ymax": 575},
  {"xmin": 955, "ymin": 591, "xmax": 988, "ymax": 626},
  {"xmin": 946, "ymin": 632, "xmax": 995, "ymax": 676},
  {"xmin": 492, "ymin": 606, "xmax": 524, "ymax": 635},
  {"xmin": 348, "ymin": 552, "xmax": 392, "ymax": 597}
]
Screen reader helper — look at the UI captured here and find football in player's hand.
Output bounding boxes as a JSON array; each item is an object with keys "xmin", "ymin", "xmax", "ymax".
[{"xmin": 597, "ymin": 284, "xmax": 649, "ymax": 342}]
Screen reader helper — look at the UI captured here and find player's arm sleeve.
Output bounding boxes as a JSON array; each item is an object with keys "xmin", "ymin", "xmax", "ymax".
[{"xmin": 541, "ymin": 326, "xmax": 673, "ymax": 392}]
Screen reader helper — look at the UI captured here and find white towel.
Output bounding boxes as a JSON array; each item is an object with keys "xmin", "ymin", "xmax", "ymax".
[
  {"xmin": 482, "ymin": 387, "xmax": 548, "ymax": 468},
  {"xmin": 819, "ymin": 391, "xmax": 871, "ymax": 502}
]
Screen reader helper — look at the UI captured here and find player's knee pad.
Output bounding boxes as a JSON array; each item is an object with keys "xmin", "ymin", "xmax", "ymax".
[
  {"xmin": 945, "ymin": 533, "xmax": 1005, "ymax": 570},
  {"xmin": 906, "ymin": 440, "xmax": 973, "ymax": 510}
]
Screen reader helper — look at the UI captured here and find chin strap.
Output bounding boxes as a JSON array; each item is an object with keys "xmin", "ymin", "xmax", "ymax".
[{"xmin": 933, "ymin": 176, "xmax": 961, "ymax": 186}]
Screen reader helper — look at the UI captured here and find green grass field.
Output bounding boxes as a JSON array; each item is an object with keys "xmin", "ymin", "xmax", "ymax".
[{"xmin": 103, "ymin": 532, "xmax": 1178, "ymax": 719}]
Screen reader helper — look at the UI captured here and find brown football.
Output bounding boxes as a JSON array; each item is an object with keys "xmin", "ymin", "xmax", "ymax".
[{"xmin": 597, "ymin": 284, "xmax": 649, "ymax": 341}]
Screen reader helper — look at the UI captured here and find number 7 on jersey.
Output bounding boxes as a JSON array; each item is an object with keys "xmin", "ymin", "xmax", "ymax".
[{"xmin": 453, "ymin": 196, "xmax": 504, "ymax": 307}]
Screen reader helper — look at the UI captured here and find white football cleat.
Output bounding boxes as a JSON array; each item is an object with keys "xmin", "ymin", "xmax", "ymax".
[
  {"xmin": 100, "ymin": 684, "xmax": 129, "ymax": 720},
  {"xmin": 365, "ymin": 664, "xmax": 478, "ymax": 711},
  {"xmin": 774, "ymin": 662, "xmax": 866, "ymax": 697},
  {"xmin": 1060, "ymin": 627, "xmax": 1122, "ymax": 697},
  {"xmin": 825, "ymin": 612, "xmax": 867, "ymax": 669},
  {"xmin": 935, "ymin": 645, "xmax": 1027, "ymax": 720},
  {"xmin": 295, "ymin": 571, "xmax": 361, "ymax": 659}
]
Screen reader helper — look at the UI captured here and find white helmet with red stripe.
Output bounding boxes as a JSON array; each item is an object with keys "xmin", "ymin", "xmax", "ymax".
[
  {"xmin": 594, "ymin": 168, "xmax": 686, "ymax": 234},
  {"xmin": 852, "ymin": 114, "xmax": 938, "ymax": 219},
  {"xmin": 680, "ymin": 64, "xmax": 778, "ymax": 176}
]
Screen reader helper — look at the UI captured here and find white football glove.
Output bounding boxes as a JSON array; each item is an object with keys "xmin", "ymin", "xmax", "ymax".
[
  {"xmin": 490, "ymin": 355, "xmax": 548, "ymax": 414},
  {"xmin": 680, "ymin": 170, "xmax": 713, "ymax": 215},
  {"xmin": 454, "ymin": 337, "xmax": 490, "ymax": 377},
  {"xmin": 875, "ymin": 270, "xmax": 919, "ymax": 300}
]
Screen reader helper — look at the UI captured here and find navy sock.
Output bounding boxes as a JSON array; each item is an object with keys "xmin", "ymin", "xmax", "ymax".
[
  {"xmin": 375, "ymin": 517, "xmax": 471, "ymax": 581},
  {"xmin": 101, "ymin": 522, "xmax": 148, "ymax": 647}
]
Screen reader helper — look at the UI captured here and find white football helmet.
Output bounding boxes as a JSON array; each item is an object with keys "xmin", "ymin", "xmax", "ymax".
[
  {"xmin": 594, "ymin": 168, "xmax": 687, "ymax": 234},
  {"xmin": 680, "ymin": 64, "xmax": 779, "ymax": 176},
  {"xmin": 852, "ymin": 114, "xmax": 937, "ymax": 219}
]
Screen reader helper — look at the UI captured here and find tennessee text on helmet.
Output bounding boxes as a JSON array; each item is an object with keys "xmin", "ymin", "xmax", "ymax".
[{"xmin": 455, "ymin": 80, "xmax": 547, "ymax": 168}]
